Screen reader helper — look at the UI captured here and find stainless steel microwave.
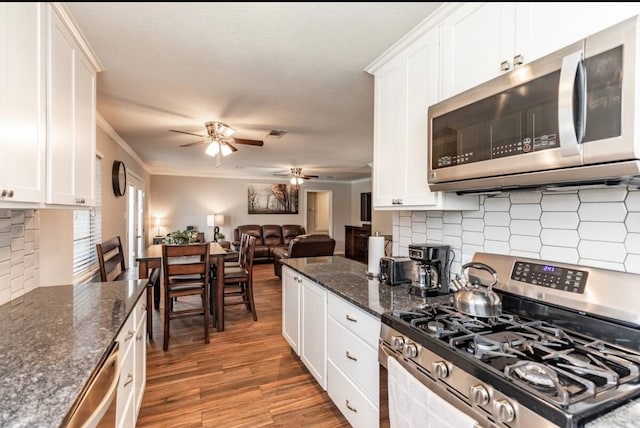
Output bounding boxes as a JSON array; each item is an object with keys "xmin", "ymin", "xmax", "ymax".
[{"xmin": 428, "ymin": 15, "xmax": 640, "ymax": 194}]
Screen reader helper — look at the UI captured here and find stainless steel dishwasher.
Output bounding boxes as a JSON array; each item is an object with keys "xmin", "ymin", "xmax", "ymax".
[{"xmin": 64, "ymin": 342, "xmax": 120, "ymax": 428}]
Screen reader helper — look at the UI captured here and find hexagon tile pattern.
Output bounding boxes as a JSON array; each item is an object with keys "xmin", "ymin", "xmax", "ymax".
[{"xmin": 392, "ymin": 188, "xmax": 640, "ymax": 275}]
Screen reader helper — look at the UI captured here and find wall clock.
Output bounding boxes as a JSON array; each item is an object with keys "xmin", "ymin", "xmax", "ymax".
[{"xmin": 112, "ymin": 160, "xmax": 127, "ymax": 197}]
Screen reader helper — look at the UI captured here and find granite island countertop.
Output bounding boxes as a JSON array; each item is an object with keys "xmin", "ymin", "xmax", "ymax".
[
  {"xmin": 282, "ymin": 255, "xmax": 444, "ymax": 318},
  {"xmin": 282, "ymin": 255, "xmax": 640, "ymax": 428},
  {"xmin": 0, "ymin": 279, "xmax": 146, "ymax": 428}
]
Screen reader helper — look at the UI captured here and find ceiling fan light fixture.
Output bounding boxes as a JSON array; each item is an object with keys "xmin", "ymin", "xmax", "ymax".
[
  {"xmin": 290, "ymin": 176, "xmax": 303, "ymax": 185},
  {"xmin": 205, "ymin": 140, "xmax": 220, "ymax": 156},
  {"xmin": 220, "ymin": 142, "xmax": 233, "ymax": 156}
]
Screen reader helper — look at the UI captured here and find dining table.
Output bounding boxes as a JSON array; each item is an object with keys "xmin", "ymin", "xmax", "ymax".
[{"xmin": 136, "ymin": 242, "xmax": 231, "ymax": 333}]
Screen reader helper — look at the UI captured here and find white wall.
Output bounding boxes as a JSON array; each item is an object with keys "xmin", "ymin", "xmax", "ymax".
[
  {"xmin": 150, "ymin": 175, "xmax": 354, "ymax": 253},
  {"xmin": 392, "ymin": 187, "xmax": 640, "ymax": 277}
]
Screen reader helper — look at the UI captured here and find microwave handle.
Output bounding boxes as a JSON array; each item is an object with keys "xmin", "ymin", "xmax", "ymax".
[{"xmin": 558, "ymin": 50, "xmax": 586, "ymax": 157}]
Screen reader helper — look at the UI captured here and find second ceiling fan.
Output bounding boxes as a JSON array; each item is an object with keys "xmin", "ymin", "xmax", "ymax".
[{"xmin": 273, "ymin": 167, "xmax": 319, "ymax": 184}]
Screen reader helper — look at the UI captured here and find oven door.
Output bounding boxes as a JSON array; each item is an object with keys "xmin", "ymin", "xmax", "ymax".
[{"xmin": 379, "ymin": 343, "xmax": 480, "ymax": 428}]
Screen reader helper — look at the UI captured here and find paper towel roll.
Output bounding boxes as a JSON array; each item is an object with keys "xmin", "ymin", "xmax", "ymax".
[{"xmin": 367, "ymin": 235, "xmax": 385, "ymax": 276}]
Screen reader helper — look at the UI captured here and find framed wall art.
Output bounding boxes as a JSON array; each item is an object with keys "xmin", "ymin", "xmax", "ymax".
[{"xmin": 248, "ymin": 183, "xmax": 299, "ymax": 214}]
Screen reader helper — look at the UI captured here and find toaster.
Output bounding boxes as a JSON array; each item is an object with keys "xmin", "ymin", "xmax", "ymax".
[{"xmin": 378, "ymin": 256, "xmax": 414, "ymax": 285}]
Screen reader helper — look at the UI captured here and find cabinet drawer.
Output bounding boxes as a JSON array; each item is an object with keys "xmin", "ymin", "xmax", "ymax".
[
  {"xmin": 328, "ymin": 317, "xmax": 379, "ymax": 405},
  {"xmin": 328, "ymin": 360, "xmax": 379, "ymax": 428},
  {"xmin": 116, "ymin": 334, "xmax": 135, "ymax": 426},
  {"xmin": 328, "ymin": 293, "xmax": 380, "ymax": 349},
  {"xmin": 116, "ymin": 309, "xmax": 136, "ymax": 351}
]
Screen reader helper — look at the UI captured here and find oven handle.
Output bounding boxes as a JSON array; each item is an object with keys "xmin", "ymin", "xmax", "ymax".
[
  {"xmin": 378, "ymin": 340, "xmax": 397, "ymax": 369},
  {"xmin": 558, "ymin": 50, "xmax": 586, "ymax": 157}
]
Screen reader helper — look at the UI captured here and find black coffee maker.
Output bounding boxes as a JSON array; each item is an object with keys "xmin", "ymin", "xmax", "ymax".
[{"xmin": 407, "ymin": 243, "xmax": 451, "ymax": 297}]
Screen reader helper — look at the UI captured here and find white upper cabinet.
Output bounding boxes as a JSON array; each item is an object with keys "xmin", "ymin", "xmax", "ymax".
[
  {"xmin": 441, "ymin": 2, "xmax": 640, "ymax": 100},
  {"xmin": 0, "ymin": 3, "xmax": 46, "ymax": 207},
  {"xmin": 46, "ymin": 4, "xmax": 98, "ymax": 207},
  {"xmin": 367, "ymin": 22, "xmax": 478, "ymax": 211},
  {"xmin": 515, "ymin": 3, "xmax": 640, "ymax": 65},
  {"xmin": 441, "ymin": 2, "xmax": 515, "ymax": 100}
]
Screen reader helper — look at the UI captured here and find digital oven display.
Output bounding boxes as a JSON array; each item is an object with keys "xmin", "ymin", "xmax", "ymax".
[{"xmin": 511, "ymin": 261, "xmax": 588, "ymax": 293}]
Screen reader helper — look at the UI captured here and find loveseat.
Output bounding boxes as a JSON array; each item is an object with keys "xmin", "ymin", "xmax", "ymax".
[
  {"xmin": 232, "ymin": 224, "xmax": 306, "ymax": 263},
  {"xmin": 272, "ymin": 233, "xmax": 336, "ymax": 278}
]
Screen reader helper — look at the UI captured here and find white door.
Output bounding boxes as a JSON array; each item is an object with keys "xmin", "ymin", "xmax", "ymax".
[{"xmin": 126, "ymin": 173, "xmax": 145, "ymax": 268}]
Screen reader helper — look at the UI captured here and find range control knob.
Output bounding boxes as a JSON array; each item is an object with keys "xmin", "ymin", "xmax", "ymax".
[
  {"xmin": 469, "ymin": 385, "xmax": 490, "ymax": 406},
  {"xmin": 494, "ymin": 399, "xmax": 516, "ymax": 423},
  {"xmin": 404, "ymin": 343, "xmax": 418, "ymax": 359},
  {"xmin": 432, "ymin": 361, "xmax": 449, "ymax": 379},
  {"xmin": 391, "ymin": 336, "xmax": 405, "ymax": 351}
]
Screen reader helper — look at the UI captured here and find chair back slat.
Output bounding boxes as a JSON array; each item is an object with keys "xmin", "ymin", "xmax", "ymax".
[{"xmin": 96, "ymin": 237, "xmax": 127, "ymax": 281}]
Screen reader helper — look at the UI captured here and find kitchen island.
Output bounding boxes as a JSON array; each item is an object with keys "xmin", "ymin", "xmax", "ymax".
[
  {"xmin": 0, "ymin": 279, "xmax": 146, "ymax": 427},
  {"xmin": 282, "ymin": 255, "xmax": 640, "ymax": 428}
]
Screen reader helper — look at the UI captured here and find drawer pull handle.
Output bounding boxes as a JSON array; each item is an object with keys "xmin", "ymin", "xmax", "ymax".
[
  {"xmin": 124, "ymin": 331, "xmax": 134, "ymax": 342},
  {"xmin": 345, "ymin": 314, "xmax": 357, "ymax": 323},
  {"xmin": 346, "ymin": 399, "xmax": 358, "ymax": 413},
  {"xmin": 124, "ymin": 374, "xmax": 133, "ymax": 387},
  {"xmin": 346, "ymin": 351, "xmax": 357, "ymax": 361}
]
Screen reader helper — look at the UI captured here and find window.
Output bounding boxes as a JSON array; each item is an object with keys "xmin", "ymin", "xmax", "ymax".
[{"xmin": 73, "ymin": 155, "xmax": 102, "ymax": 282}]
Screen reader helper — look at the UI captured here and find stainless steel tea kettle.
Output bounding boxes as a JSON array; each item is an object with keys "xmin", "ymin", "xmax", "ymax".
[{"xmin": 449, "ymin": 262, "xmax": 502, "ymax": 318}]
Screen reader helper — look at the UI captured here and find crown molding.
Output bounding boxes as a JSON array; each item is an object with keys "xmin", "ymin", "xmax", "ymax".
[{"xmin": 96, "ymin": 112, "xmax": 152, "ymax": 174}]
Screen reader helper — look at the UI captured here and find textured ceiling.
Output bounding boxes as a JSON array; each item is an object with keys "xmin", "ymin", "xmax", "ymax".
[{"xmin": 67, "ymin": 2, "xmax": 443, "ymax": 182}]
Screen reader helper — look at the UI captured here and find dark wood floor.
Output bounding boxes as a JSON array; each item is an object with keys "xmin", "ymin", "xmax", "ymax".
[{"xmin": 137, "ymin": 263, "xmax": 350, "ymax": 428}]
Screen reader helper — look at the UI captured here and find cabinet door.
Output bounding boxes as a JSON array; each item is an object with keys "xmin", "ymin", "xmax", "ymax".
[
  {"xmin": 46, "ymin": 6, "xmax": 96, "ymax": 207},
  {"xmin": 0, "ymin": 3, "xmax": 46, "ymax": 205},
  {"xmin": 300, "ymin": 276, "xmax": 327, "ymax": 389},
  {"xmin": 401, "ymin": 29, "xmax": 440, "ymax": 207},
  {"xmin": 134, "ymin": 310, "xmax": 147, "ymax": 419},
  {"xmin": 515, "ymin": 3, "xmax": 640, "ymax": 65},
  {"xmin": 441, "ymin": 2, "xmax": 515, "ymax": 99},
  {"xmin": 372, "ymin": 61, "xmax": 406, "ymax": 208},
  {"xmin": 281, "ymin": 267, "xmax": 300, "ymax": 354}
]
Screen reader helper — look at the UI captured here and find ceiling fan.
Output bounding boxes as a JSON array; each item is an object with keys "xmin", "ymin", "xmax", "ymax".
[
  {"xmin": 169, "ymin": 121, "xmax": 264, "ymax": 165},
  {"xmin": 273, "ymin": 167, "xmax": 319, "ymax": 184}
]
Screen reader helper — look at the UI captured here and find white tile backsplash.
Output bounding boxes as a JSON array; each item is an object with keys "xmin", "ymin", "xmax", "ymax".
[
  {"xmin": 394, "ymin": 187, "xmax": 640, "ymax": 273},
  {"xmin": 0, "ymin": 210, "xmax": 39, "ymax": 306}
]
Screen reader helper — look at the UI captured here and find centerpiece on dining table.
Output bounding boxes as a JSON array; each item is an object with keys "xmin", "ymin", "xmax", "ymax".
[{"xmin": 163, "ymin": 229, "xmax": 200, "ymax": 245}]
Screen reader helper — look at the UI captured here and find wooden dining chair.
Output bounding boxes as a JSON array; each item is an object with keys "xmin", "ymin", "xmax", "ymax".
[
  {"xmin": 224, "ymin": 232, "xmax": 249, "ymax": 272},
  {"xmin": 162, "ymin": 243, "xmax": 210, "ymax": 351},
  {"xmin": 212, "ymin": 235, "xmax": 257, "ymax": 328},
  {"xmin": 96, "ymin": 236, "xmax": 158, "ymax": 340}
]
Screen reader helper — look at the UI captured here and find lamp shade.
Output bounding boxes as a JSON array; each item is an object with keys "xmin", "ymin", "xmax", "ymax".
[
  {"xmin": 214, "ymin": 214, "xmax": 225, "ymax": 226},
  {"xmin": 207, "ymin": 214, "xmax": 215, "ymax": 227},
  {"xmin": 205, "ymin": 141, "xmax": 220, "ymax": 156}
]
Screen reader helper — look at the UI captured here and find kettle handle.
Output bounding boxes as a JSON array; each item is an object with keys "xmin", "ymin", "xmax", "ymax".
[{"xmin": 461, "ymin": 262, "xmax": 498, "ymax": 289}]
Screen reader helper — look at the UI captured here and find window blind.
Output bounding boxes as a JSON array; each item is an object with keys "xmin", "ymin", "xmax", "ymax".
[{"xmin": 73, "ymin": 156, "xmax": 102, "ymax": 281}]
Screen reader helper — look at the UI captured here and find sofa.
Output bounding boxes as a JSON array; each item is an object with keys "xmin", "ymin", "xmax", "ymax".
[
  {"xmin": 272, "ymin": 233, "xmax": 336, "ymax": 278},
  {"xmin": 232, "ymin": 224, "xmax": 306, "ymax": 263}
]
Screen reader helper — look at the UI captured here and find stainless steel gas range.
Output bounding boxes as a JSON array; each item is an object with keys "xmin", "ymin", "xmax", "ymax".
[{"xmin": 379, "ymin": 252, "xmax": 640, "ymax": 428}]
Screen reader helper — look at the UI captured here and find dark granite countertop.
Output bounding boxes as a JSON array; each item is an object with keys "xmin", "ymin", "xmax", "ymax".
[
  {"xmin": 0, "ymin": 279, "xmax": 146, "ymax": 428},
  {"xmin": 282, "ymin": 256, "xmax": 447, "ymax": 318},
  {"xmin": 282, "ymin": 256, "xmax": 640, "ymax": 427}
]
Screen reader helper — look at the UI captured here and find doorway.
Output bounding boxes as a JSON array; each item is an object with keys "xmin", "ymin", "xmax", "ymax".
[
  {"xmin": 305, "ymin": 190, "xmax": 332, "ymax": 235},
  {"xmin": 126, "ymin": 173, "xmax": 146, "ymax": 268}
]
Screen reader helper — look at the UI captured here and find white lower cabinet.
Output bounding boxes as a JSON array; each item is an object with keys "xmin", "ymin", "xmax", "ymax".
[
  {"xmin": 300, "ymin": 276, "xmax": 327, "ymax": 389},
  {"xmin": 281, "ymin": 266, "xmax": 381, "ymax": 428},
  {"xmin": 282, "ymin": 266, "xmax": 300, "ymax": 354},
  {"xmin": 116, "ymin": 295, "xmax": 146, "ymax": 428},
  {"xmin": 327, "ymin": 293, "xmax": 381, "ymax": 428}
]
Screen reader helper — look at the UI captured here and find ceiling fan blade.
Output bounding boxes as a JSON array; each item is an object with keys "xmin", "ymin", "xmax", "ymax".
[
  {"xmin": 169, "ymin": 129, "xmax": 207, "ymax": 138},
  {"xmin": 273, "ymin": 173, "xmax": 291, "ymax": 177},
  {"xmin": 301, "ymin": 175, "xmax": 319, "ymax": 179},
  {"xmin": 179, "ymin": 140, "xmax": 205, "ymax": 148},
  {"xmin": 233, "ymin": 138, "xmax": 264, "ymax": 146},
  {"xmin": 224, "ymin": 141, "xmax": 239, "ymax": 152}
]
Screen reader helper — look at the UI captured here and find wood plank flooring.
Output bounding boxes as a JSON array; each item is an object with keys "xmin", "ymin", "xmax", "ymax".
[{"xmin": 137, "ymin": 263, "xmax": 351, "ymax": 428}]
